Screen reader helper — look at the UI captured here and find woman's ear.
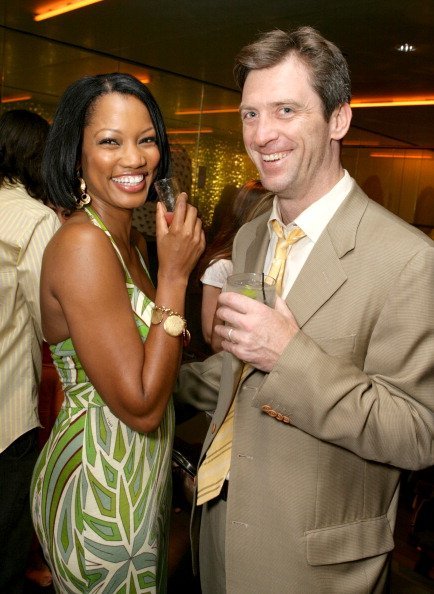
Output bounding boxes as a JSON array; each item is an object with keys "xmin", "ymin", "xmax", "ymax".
[{"xmin": 330, "ymin": 102, "xmax": 352, "ymax": 141}]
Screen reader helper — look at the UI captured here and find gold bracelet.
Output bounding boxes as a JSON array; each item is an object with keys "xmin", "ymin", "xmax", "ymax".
[{"xmin": 151, "ymin": 305, "xmax": 191, "ymax": 346}]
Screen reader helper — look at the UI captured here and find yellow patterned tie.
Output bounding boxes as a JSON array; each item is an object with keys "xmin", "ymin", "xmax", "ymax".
[
  {"xmin": 196, "ymin": 365, "xmax": 250, "ymax": 505},
  {"xmin": 196, "ymin": 222, "xmax": 305, "ymax": 505},
  {"xmin": 267, "ymin": 220, "xmax": 306, "ymax": 295}
]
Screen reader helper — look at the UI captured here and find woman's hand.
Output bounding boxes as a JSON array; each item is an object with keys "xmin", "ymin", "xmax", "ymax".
[{"xmin": 155, "ymin": 193, "xmax": 205, "ymax": 285}]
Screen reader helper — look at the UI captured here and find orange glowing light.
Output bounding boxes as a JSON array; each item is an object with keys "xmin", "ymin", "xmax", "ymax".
[
  {"xmin": 34, "ymin": 0, "xmax": 104, "ymax": 22},
  {"xmin": 166, "ymin": 128, "xmax": 213, "ymax": 135},
  {"xmin": 352, "ymin": 97, "xmax": 434, "ymax": 108},
  {"xmin": 175, "ymin": 108, "xmax": 239, "ymax": 115},
  {"xmin": 1, "ymin": 95, "xmax": 32, "ymax": 103},
  {"xmin": 343, "ymin": 140, "xmax": 381, "ymax": 147},
  {"xmin": 370, "ymin": 152, "xmax": 432, "ymax": 159}
]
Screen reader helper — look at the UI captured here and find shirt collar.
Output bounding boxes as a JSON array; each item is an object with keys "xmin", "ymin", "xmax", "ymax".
[{"xmin": 268, "ymin": 170, "xmax": 353, "ymax": 242}]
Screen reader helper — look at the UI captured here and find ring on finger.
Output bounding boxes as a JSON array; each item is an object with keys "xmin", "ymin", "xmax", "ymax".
[{"xmin": 228, "ymin": 327, "xmax": 235, "ymax": 343}]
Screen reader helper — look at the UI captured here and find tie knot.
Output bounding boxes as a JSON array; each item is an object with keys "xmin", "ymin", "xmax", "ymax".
[{"xmin": 271, "ymin": 219, "xmax": 306, "ymax": 246}]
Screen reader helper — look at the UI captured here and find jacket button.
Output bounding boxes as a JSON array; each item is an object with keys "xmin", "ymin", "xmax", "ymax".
[
  {"xmin": 211, "ymin": 423, "xmax": 217, "ymax": 434},
  {"xmin": 268, "ymin": 409, "xmax": 277, "ymax": 417},
  {"xmin": 282, "ymin": 416, "xmax": 290, "ymax": 424},
  {"xmin": 276, "ymin": 413, "xmax": 284, "ymax": 421},
  {"xmin": 261, "ymin": 405, "xmax": 272, "ymax": 412}
]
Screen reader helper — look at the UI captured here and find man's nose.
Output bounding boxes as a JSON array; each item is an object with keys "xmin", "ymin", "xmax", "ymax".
[{"xmin": 250, "ymin": 114, "xmax": 279, "ymax": 147}]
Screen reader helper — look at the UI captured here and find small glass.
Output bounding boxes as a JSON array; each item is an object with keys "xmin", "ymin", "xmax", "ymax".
[
  {"xmin": 224, "ymin": 272, "xmax": 276, "ymax": 307},
  {"xmin": 154, "ymin": 177, "xmax": 181, "ymax": 224}
]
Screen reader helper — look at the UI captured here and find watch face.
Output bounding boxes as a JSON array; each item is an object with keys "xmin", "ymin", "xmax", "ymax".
[
  {"xmin": 164, "ymin": 314, "xmax": 185, "ymax": 337},
  {"xmin": 151, "ymin": 308, "xmax": 164, "ymax": 324}
]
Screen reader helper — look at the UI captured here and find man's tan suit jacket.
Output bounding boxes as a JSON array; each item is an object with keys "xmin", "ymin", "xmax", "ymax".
[{"xmin": 176, "ymin": 183, "xmax": 434, "ymax": 593}]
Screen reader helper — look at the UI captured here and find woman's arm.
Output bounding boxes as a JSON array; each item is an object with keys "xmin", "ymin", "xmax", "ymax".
[
  {"xmin": 200, "ymin": 258, "xmax": 233, "ymax": 352},
  {"xmin": 201, "ymin": 284, "xmax": 223, "ymax": 351},
  {"xmin": 42, "ymin": 197, "xmax": 204, "ymax": 433}
]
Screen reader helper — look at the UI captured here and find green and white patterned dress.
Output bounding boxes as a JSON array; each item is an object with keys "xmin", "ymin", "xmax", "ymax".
[{"xmin": 31, "ymin": 207, "xmax": 174, "ymax": 593}]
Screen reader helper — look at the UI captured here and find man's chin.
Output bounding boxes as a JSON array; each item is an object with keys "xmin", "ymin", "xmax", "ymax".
[{"xmin": 258, "ymin": 176, "xmax": 289, "ymax": 196}]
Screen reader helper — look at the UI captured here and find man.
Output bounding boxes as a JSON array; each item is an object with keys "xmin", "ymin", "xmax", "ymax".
[
  {"xmin": 175, "ymin": 27, "xmax": 434, "ymax": 593},
  {"xmin": 0, "ymin": 109, "xmax": 60, "ymax": 593}
]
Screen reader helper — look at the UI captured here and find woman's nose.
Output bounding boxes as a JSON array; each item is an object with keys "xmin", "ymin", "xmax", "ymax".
[{"xmin": 120, "ymin": 143, "xmax": 146, "ymax": 167}]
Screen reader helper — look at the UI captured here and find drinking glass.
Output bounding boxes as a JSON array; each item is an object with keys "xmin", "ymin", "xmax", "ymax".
[
  {"xmin": 224, "ymin": 272, "xmax": 276, "ymax": 307},
  {"xmin": 154, "ymin": 177, "xmax": 181, "ymax": 224}
]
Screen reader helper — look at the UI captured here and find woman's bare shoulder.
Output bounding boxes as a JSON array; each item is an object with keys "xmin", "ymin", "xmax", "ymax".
[{"xmin": 45, "ymin": 212, "xmax": 111, "ymax": 259}]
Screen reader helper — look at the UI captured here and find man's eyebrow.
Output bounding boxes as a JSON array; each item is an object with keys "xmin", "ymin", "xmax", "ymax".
[{"xmin": 239, "ymin": 99, "xmax": 303, "ymax": 111}]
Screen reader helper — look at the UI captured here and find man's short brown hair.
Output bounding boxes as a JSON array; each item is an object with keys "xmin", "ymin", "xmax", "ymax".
[{"xmin": 234, "ymin": 26, "xmax": 351, "ymax": 121}]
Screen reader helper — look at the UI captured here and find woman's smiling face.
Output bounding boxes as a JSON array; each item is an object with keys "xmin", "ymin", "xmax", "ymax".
[{"xmin": 80, "ymin": 92, "xmax": 160, "ymax": 211}]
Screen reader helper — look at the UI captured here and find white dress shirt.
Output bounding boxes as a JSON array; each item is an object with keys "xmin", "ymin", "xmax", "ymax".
[
  {"xmin": 0, "ymin": 183, "xmax": 60, "ymax": 452},
  {"xmin": 263, "ymin": 171, "xmax": 354, "ymax": 298}
]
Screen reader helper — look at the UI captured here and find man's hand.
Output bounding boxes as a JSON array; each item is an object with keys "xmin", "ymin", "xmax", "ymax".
[{"xmin": 214, "ymin": 293, "xmax": 299, "ymax": 372}]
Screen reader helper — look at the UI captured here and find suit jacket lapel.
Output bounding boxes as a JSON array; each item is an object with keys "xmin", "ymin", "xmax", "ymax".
[
  {"xmin": 287, "ymin": 185, "xmax": 369, "ymax": 327},
  {"xmin": 244, "ymin": 218, "xmax": 270, "ymax": 273},
  {"xmin": 238, "ymin": 184, "xmax": 369, "ymax": 330},
  {"xmin": 286, "ymin": 232, "xmax": 347, "ymax": 327}
]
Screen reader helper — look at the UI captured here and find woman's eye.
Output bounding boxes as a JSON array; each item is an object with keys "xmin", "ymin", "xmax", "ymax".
[
  {"xmin": 141, "ymin": 136, "xmax": 157, "ymax": 144},
  {"xmin": 99, "ymin": 138, "xmax": 118, "ymax": 145}
]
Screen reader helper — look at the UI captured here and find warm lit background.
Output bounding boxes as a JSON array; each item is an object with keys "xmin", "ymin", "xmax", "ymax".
[{"xmin": 1, "ymin": 0, "xmax": 433, "ymax": 231}]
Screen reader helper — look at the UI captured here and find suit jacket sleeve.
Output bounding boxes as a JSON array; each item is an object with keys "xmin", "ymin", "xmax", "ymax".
[
  {"xmin": 256, "ymin": 244, "xmax": 434, "ymax": 470},
  {"xmin": 174, "ymin": 351, "xmax": 224, "ymax": 413}
]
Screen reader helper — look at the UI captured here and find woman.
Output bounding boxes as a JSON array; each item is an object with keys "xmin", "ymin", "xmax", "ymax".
[
  {"xmin": 199, "ymin": 180, "xmax": 273, "ymax": 352},
  {"xmin": 30, "ymin": 73, "xmax": 205, "ymax": 593}
]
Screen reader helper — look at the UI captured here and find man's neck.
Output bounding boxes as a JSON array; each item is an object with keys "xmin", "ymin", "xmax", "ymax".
[{"xmin": 277, "ymin": 167, "xmax": 345, "ymax": 225}]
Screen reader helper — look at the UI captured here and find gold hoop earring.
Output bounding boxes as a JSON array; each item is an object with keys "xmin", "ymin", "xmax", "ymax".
[{"xmin": 76, "ymin": 177, "xmax": 91, "ymax": 209}]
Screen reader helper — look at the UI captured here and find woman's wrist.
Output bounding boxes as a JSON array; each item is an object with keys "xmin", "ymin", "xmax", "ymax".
[{"xmin": 157, "ymin": 272, "xmax": 189, "ymax": 289}]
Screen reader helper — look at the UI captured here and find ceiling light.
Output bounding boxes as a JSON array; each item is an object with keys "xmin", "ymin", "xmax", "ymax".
[
  {"xmin": 175, "ymin": 108, "xmax": 239, "ymax": 115},
  {"xmin": 34, "ymin": 0, "xmax": 104, "ymax": 22},
  {"xmin": 351, "ymin": 97, "xmax": 434, "ymax": 108},
  {"xmin": 1, "ymin": 94, "xmax": 32, "ymax": 103},
  {"xmin": 396, "ymin": 43, "xmax": 416, "ymax": 52}
]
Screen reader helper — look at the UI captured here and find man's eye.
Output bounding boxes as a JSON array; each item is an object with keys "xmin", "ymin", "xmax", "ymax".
[
  {"xmin": 242, "ymin": 111, "xmax": 257, "ymax": 120},
  {"xmin": 281, "ymin": 107, "xmax": 293, "ymax": 115}
]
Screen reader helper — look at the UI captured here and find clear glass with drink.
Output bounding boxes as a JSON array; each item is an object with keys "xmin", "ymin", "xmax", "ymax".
[
  {"xmin": 154, "ymin": 177, "xmax": 181, "ymax": 225},
  {"xmin": 224, "ymin": 272, "xmax": 276, "ymax": 307}
]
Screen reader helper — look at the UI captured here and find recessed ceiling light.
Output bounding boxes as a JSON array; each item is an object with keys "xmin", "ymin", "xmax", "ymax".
[{"xmin": 396, "ymin": 43, "xmax": 416, "ymax": 52}]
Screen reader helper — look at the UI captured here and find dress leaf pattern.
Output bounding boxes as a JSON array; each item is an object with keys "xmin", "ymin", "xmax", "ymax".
[{"xmin": 31, "ymin": 206, "xmax": 174, "ymax": 593}]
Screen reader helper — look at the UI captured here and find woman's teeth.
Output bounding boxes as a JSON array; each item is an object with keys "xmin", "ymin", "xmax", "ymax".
[{"xmin": 112, "ymin": 175, "xmax": 144, "ymax": 185}]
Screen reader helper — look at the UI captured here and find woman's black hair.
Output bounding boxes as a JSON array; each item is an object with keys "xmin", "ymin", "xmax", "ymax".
[
  {"xmin": 42, "ymin": 73, "xmax": 171, "ymax": 209},
  {"xmin": 0, "ymin": 109, "xmax": 49, "ymax": 200}
]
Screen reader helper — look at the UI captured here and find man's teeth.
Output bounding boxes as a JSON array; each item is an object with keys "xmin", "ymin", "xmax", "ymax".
[
  {"xmin": 112, "ymin": 175, "xmax": 144, "ymax": 185},
  {"xmin": 262, "ymin": 152, "xmax": 287, "ymax": 162}
]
